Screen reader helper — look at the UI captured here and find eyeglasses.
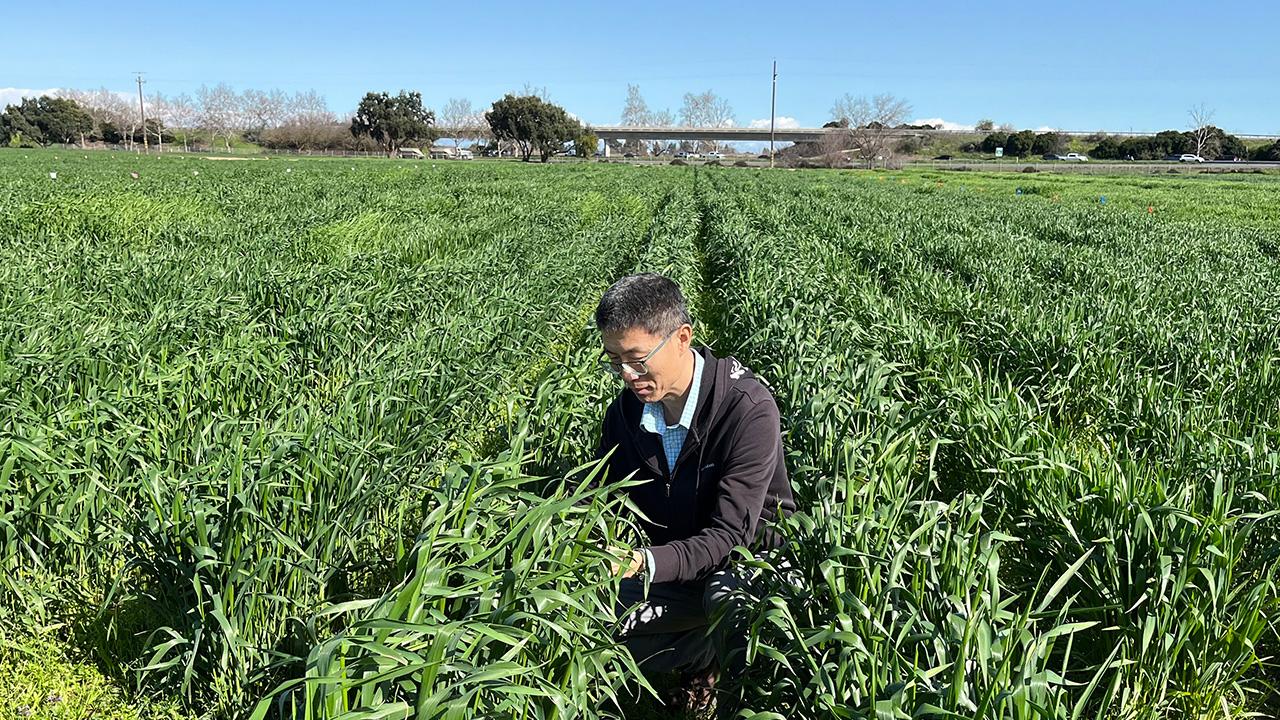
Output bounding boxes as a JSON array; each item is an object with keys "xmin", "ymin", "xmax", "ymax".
[{"xmin": 599, "ymin": 328, "xmax": 677, "ymax": 378}]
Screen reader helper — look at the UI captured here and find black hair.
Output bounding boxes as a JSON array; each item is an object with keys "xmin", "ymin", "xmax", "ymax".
[{"xmin": 594, "ymin": 273, "xmax": 692, "ymax": 336}]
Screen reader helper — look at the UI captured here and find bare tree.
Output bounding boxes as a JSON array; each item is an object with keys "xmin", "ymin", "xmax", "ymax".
[
  {"xmin": 521, "ymin": 82, "xmax": 550, "ymax": 101},
  {"xmin": 620, "ymin": 84, "xmax": 661, "ymax": 155},
  {"xmin": 648, "ymin": 107, "xmax": 675, "ymax": 156},
  {"xmin": 147, "ymin": 92, "xmax": 172, "ymax": 150},
  {"xmin": 241, "ymin": 88, "xmax": 288, "ymax": 138},
  {"xmin": 679, "ymin": 90, "xmax": 734, "ymax": 151},
  {"xmin": 1188, "ymin": 102, "xmax": 1217, "ymax": 158},
  {"xmin": 166, "ymin": 93, "xmax": 198, "ymax": 150},
  {"xmin": 440, "ymin": 98, "xmax": 481, "ymax": 148},
  {"xmin": 621, "ymin": 84, "xmax": 650, "ymax": 126},
  {"xmin": 63, "ymin": 87, "xmax": 136, "ymax": 148},
  {"xmin": 259, "ymin": 90, "xmax": 349, "ymax": 151},
  {"xmin": 830, "ymin": 93, "xmax": 912, "ymax": 168},
  {"xmin": 197, "ymin": 83, "xmax": 242, "ymax": 152}
]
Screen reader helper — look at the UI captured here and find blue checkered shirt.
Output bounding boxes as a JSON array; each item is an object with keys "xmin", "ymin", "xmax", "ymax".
[{"xmin": 639, "ymin": 350, "xmax": 704, "ymax": 474}]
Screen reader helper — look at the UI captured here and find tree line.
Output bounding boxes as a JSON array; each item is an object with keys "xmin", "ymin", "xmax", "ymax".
[
  {"xmin": 0, "ymin": 85, "xmax": 593, "ymax": 161},
  {"xmin": 964, "ymin": 128, "xmax": 1278, "ymax": 161},
  {"xmin": 5, "ymin": 83, "xmax": 1278, "ymax": 163}
]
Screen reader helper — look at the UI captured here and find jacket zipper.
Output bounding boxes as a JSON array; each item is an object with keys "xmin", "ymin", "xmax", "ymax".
[{"xmin": 667, "ymin": 428, "xmax": 701, "ymax": 498}]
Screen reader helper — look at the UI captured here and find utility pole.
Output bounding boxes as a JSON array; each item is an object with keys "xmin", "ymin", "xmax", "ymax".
[
  {"xmin": 769, "ymin": 60, "xmax": 777, "ymax": 168},
  {"xmin": 135, "ymin": 72, "xmax": 149, "ymax": 153}
]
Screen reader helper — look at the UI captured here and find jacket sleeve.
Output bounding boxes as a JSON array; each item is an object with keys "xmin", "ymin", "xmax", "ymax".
[{"xmin": 645, "ymin": 396, "xmax": 780, "ymax": 584}]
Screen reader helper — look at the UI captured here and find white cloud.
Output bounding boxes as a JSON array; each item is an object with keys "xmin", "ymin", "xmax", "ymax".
[
  {"xmin": 748, "ymin": 116, "xmax": 800, "ymax": 129},
  {"xmin": 0, "ymin": 87, "xmax": 61, "ymax": 107},
  {"xmin": 1034, "ymin": 125, "xmax": 1055, "ymax": 132},
  {"xmin": 911, "ymin": 117, "xmax": 974, "ymax": 132}
]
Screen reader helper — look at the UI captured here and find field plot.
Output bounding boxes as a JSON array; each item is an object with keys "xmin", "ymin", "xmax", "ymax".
[{"xmin": 1, "ymin": 154, "xmax": 1278, "ymax": 719}]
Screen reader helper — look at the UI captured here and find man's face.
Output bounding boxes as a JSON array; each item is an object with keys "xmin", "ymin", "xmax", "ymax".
[{"xmin": 601, "ymin": 324, "xmax": 693, "ymax": 402}]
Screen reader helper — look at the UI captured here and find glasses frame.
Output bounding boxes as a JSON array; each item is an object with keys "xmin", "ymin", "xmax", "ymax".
[{"xmin": 599, "ymin": 327, "xmax": 679, "ymax": 378}]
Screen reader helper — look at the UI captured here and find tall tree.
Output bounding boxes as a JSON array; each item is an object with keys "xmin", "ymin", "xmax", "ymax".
[
  {"xmin": 0, "ymin": 96, "xmax": 93, "ymax": 147},
  {"xmin": 648, "ymin": 108, "xmax": 676, "ymax": 155},
  {"xmin": 679, "ymin": 90, "xmax": 734, "ymax": 151},
  {"xmin": 1187, "ymin": 103, "xmax": 1217, "ymax": 158},
  {"xmin": 621, "ymin": 84, "xmax": 650, "ymax": 126},
  {"xmin": 440, "ymin": 98, "xmax": 481, "ymax": 148},
  {"xmin": 197, "ymin": 83, "xmax": 243, "ymax": 152},
  {"xmin": 241, "ymin": 88, "xmax": 288, "ymax": 139},
  {"xmin": 62, "ymin": 87, "xmax": 136, "ymax": 148},
  {"xmin": 350, "ymin": 91, "xmax": 437, "ymax": 157},
  {"xmin": 485, "ymin": 94, "xmax": 582, "ymax": 163},
  {"xmin": 830, "ymin": 93, "xmax": 912, "ymax": 168},
  {"xmin": 165, "ymin": 93, "xmax": 198, "ymax": 150}
]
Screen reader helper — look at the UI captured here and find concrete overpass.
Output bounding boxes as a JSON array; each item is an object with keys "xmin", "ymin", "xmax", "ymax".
[
  {"xmin": 432, "ymin": 125, "xmax": 1280, "ymax": 157},
  {"xmin": 588, "ymin": 125, "xmax": 837, "ymax": 143}
]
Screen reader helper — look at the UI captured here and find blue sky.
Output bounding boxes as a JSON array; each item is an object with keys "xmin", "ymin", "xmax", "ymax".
[{"xmin": 4, "ymin": 0, "xmax": 1278, "ymax": 134}]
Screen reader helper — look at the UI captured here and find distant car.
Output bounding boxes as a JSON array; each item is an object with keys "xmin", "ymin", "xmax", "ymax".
[
  {"xmin": 1042, "ymin": 153, "xmax": 1061, "ymax": 161},
  {"xmin": 674, "ymin": 151, "xmax": 694, "ymax": 159},
  {"xmin": 455, "ymin": 149, "xmax": 473, "ymax": 160},
  {"xmin": 1061, "ymin": 153, "xmax": 1089, "ymax": 162},
  {"xmin": 933, "ymin": 154, "xmax": 954, "ymax": 160},
  {"xmin": 623, "ymin": 152, "xmax": 637, "ymax": 158},
  {"xmin": 705, "ymin": 151, "xmax": 724, "ymax": 160},
  {"xmin": 1179, "ymin": 154, "xmax": 1206, "ymax": 163},
  {"xmin": 397, "ymin": 148, "xmax": 425, "ymax": 159}
]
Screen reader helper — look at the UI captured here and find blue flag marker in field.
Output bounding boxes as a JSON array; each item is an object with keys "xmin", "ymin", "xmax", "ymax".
[
  {"xmin": 1016, "ymin": 188, "xmax": 1022, "ymax": 195},
  {"xmin": 1100, "ymin": 196, "xmax": 1107, "ymax": 204}
]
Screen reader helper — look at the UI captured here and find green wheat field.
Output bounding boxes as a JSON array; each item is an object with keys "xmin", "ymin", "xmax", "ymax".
[{"xmin": 2, "ymin": 151, "xmax": 1278, "ymax": 719}]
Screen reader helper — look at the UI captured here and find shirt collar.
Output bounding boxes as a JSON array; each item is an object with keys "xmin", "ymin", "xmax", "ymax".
[{"xmin": 639, "ymin": 350, "xmax": 704, "ymax": 433}]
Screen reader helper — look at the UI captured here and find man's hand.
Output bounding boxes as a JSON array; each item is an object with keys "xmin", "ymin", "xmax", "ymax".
[{"xmin": 607, "ymin": 547, "xmax": 646, "ymax": 578}]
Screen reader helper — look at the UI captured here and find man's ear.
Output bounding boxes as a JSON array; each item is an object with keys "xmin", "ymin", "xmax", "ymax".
[{"xmin": 678, "ymin": 323, "xmax": 694, "ymax": 351}]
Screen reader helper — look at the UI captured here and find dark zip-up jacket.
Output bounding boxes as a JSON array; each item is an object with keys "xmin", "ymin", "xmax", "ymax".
[{"xmin": 595, "ymin": 347, "xmax": 795, "ymax": 584}]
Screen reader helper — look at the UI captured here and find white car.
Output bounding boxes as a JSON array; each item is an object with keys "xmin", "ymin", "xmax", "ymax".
[
  {"xmin": 705, "ymin": 151, "xmax": 724, "ymax": 160},
  {"xmin": 1061, "ymin": 152, "xmax": 1089, "ymax": 162},
  {"xmin": 1178, "ymin": 154, "xmax": 1205, "ymax": 163}
]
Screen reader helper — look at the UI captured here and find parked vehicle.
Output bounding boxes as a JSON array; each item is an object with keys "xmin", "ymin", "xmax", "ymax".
[
  {"xmin": 1042, "ymin": 153, "xmax": 1061, "ymax": 161},
  {"xmin": 397, "ymin": 148, "xmax": 425, "ymax": 159},
  {"xmin": 1061, "ymin": 153, "xmax": 1089, "ymax": 162},
  {"xmin": 705, "ymin": 151, "xmax": 724, "ymax": 160},
  {"xmin": 1179, "ymin": 154, "xmax": 1206, "ymax": 163},
  {"xmin": 455, "ymin": 149, "xmax": 473, "ymax": 160}
]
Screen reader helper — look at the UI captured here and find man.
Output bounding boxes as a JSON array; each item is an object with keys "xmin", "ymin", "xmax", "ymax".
[{"xmin": 592, "ymin": 273, "xmax": 796, "ymax": 715}]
